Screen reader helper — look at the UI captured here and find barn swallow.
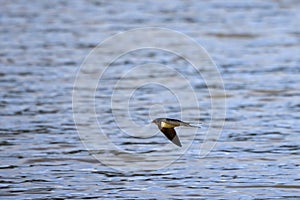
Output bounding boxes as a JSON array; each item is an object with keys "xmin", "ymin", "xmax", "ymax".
[{"xmin": 152, "ymin": 118, "xmax": 200, "ymax": 147}]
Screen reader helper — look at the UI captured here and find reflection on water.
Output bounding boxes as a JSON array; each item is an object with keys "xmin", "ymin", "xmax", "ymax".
[{"xmin": 1, "ymin": 0, "xmax": 300, "ymax": 199}]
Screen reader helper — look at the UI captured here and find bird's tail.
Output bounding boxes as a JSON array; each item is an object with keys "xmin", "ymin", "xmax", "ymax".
[{"xmin": 180, "ymin": 122, "xmax": 201, "ymax": 128}]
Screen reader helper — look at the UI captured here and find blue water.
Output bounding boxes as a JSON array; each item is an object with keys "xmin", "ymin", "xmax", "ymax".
[{"xmin": 1, "ymin": 0, "xmax": 300, "ymax": 199}]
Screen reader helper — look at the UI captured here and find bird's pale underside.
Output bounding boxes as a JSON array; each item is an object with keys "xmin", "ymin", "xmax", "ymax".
[{"xmin": 152, "ymin": 118, "xmax": 199, "ymax": 147}]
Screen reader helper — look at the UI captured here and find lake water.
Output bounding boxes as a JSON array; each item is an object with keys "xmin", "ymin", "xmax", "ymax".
[{"xmin": 1, "ymin": 0, "xmax": 300, "ymax": 199}]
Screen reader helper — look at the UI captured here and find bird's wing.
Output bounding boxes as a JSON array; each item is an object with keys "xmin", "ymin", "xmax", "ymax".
[
  {"xmin": 163, "ymin": 118, "xmax": 197, "ymax": 127},
  {"xmin": 160, "ymin": 128, "xmax": 182, "ymax": 147}
]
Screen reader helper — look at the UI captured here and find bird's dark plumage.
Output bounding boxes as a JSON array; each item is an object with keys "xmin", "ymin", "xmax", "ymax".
[{"xmin": 160, "ymin": 127, "xmax": 182, "ymax": 147}]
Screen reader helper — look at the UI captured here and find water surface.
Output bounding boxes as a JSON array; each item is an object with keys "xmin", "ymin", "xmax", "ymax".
[{"xmin": 1, "ymin": 0, "xmax": 300, "ymax": 199}]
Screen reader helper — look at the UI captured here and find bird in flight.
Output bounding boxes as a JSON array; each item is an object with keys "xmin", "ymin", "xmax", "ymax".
[{"xmin": 152, "ymin": 118, "xmax": 200, "ymax": 147}]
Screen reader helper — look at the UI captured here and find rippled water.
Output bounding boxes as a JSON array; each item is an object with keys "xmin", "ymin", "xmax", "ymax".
[{"xmin": 1, "ymin": 0, "xmax": 300, "ymax": 199}]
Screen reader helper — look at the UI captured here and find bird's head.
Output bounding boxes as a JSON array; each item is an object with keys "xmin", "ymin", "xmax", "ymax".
[{"xmin": 151, "ymin": 119, "xmax": 159, "ymax": 125}]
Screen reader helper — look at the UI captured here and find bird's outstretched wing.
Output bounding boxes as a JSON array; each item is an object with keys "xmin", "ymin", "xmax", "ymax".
[{"xmin": 160, "ymin": 127, "xmax": 182, "ymax": 147}]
